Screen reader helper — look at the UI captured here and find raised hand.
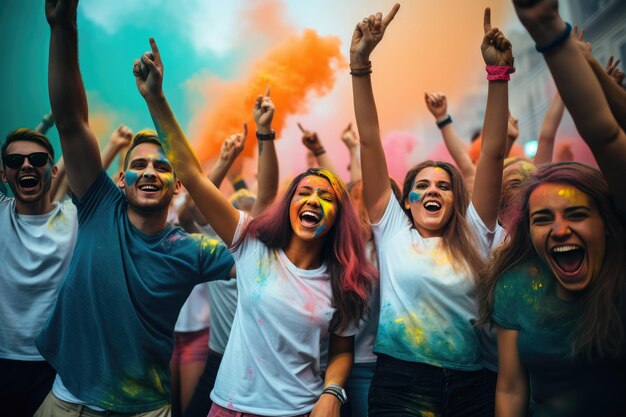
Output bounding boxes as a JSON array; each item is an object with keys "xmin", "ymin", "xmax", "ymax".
[
  {"xmin": 298, "ymin": 123, "xmax": 324, "ymax": 154},
  {"xmin": 511, "ymin": 0, "xmax": 565, "ymax": 45},
  {"xmin": 254, "ymin": 87, "xmax": 274, "ymax": 134},
  {"xmin": 424, "ymin": 92, "xmax": 448, "ymax": 120},
  {"xmin": 349, "ymin": 3, "xmax": 400, "ymax": 66},
  {"xmin": 341, "ymin": 123, "xmax": 359, "ymax": 149},
  {"xmin": 220, "ymin": 123, "xmax": 247, "ymax": 164},
  {"xmin": 606, "ymin": 56, "xmax": 625, "ymax": 86},
  {"xmin": 133, "ymin": 38, "xmax": 164, "ymax": 99},
  {"xmin": 109, "ymin": 125, "xmax": 133, "ymax": 149},
  {"xmin": 481, "ymin": 8, "xmax": 514, "ymax": 67},
  {"xmin": 45, "ymin": 0, "xmax": 77, "ymax": 26}
]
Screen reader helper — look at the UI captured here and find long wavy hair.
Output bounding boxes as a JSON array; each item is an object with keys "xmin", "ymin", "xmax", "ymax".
[
  {"xmin": 479, "ymin": 162, "xmax": 626, "ymax": 360},
  {"xmin": 401, "ymin": 160, "xmax": 484, "ymax": 279},
  {"xmin": 234, "ymin": 168, "xmax": 378, "ymax": 332}
]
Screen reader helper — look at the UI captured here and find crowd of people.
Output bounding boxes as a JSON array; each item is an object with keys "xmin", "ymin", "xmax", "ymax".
[{"xmin": 1, "ymin": 0, "xmax": 625, "ymax": 416}]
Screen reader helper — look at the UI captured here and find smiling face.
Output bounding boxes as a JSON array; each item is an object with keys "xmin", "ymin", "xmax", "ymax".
[
  {"xmin": 529, "ymin": 183, "xmax": 606, "ymax": 298},
  {"xmin": 118, "ymin": 142, "xmax": 180, "ymax": 212},
  {"xmin": 2, "ymin": 140, "xmax": 56, "ymax": 213},
  {"xmin": 288, "ymin": 175, "xmax": 338, "ymax": 243},
  {"xmin": 406, "ymin": 166, "xmax": 454, "ymax": 238}
]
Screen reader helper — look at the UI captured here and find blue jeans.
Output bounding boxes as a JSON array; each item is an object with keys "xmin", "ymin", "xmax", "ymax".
[
  {"xmin": 368, "ymin": 354, "xmax": 494, "ymax": 417},
  {"xmin": 341, "ymin": 362, "xmax": 376, "ymax": 417}
]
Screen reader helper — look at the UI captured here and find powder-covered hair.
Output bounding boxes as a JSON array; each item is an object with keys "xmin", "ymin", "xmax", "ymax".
[
  {"xmin": 479, "ymin": 162, "xmax": 626, "ymax": 360},
  {"xmin": 402, "ymin": 160, "xmax": 484, "ymax": 279},
  {"xmin": 234, "ymin": 168, "xmax": 378, "ymax": 332}
]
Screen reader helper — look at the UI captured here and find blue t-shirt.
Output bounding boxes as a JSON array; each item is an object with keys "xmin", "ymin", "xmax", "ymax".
[
  {"xmin": 36, "ymin": 171, "xmax": 234, "ymax": 412},
  {"xmin": 493, "ymin": 259, "xmax": 626, "ymax": 416}
]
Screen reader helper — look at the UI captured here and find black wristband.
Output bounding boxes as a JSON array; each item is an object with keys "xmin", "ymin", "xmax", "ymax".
[
  {"xmin": 535, "ymin": 22, "xmax": 572, "ymax": 54},
  {"xmin": 256, "ymin": 130, "xmax": 275, "ymax": 141},
  {"xmin": 436, "ymin": 115, "xmax": 452, "ymax": 129}
]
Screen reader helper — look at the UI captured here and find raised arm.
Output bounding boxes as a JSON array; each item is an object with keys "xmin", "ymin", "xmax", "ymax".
[
  {"xmin": 533, "ymin": 93, "xmax": 564, "ymax": 166},
  {"xmin": 586, "ymin": 55, "xmax": 626, "ymax": 132},
  {"xmin": 208, "ymin": 123, "xmax": 247, "ymax": 188},
  {"xmin": 513, "ymin": 0, "xmax": 626, "ymax": 216},
  {"xmin": 473, "ymin": 8, "xmax": 514, "ymax": 230},
  {"xmin": 134, "ymin": 38, "xmax": 239, "ymax": 245},
  {"xmin": 351, "ymin": 4, "xmax": 400, "ymax": 223},
  {"xmin": 252, "ymin": 88, "xmax": 279, "ymax": 216},
  {"xmin": 341, "ymin": 123, "xmax": 362, "ymax": 183},
  {"xmin": 45, "ymin": 0, "xmax": 102, "ymax": 199},
  {"xmin": 298, "ymin": 122, "xmax": 337, "ymax": 174},
  {"xmin": 424, "ymin": 92, "xmax": 477, "ymax": 188}
]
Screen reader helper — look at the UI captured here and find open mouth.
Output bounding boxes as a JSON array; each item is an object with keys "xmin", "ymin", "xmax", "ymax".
[
  {"xmin": 299, "ymin": 210, "xmax": 321, "ymax": 227},
  {"xmin": 550, "ymin": 245, "xmax": 585, "ymax": 275},
  {"xmin": 423, "ymin": 200, "xmax": 442, "ymax": 213},
  {"xmin": 18, "ymin": 175, "xmax": 39, "ymax": 189},
  {"xmin": 138, "ymin": 184, "xmax": 160, "ymax": 193}
]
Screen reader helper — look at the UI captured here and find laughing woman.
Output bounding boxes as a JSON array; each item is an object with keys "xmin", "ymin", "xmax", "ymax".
[
  {"xmin": 134, "ymin": 39, "xmax": 377, "ymax": 417},
  {"xmin": 351, "ymin": 5, "xmax": 513, "ymax": 417},
  {"xmin": 480, "ymin": 1, "xmax": 626, "ymax": 416}
]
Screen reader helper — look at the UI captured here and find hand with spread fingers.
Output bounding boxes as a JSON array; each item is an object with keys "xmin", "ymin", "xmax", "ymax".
[
  {"xmin": 606, "ymin": 56, "xmax": 625, "ymax": 86},
  {"xmin": 481, "ymin": 8, "xmax": 514, "ymax": 67}
]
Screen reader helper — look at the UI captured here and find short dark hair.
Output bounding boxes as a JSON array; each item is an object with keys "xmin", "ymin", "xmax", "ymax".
[
  {"xmin": 2, "ymin": 128, "xmax": 55, "ymax": 161},
  {"xmin": 123, "ymin": 129, "xmax": 163, "ymax": 169}
]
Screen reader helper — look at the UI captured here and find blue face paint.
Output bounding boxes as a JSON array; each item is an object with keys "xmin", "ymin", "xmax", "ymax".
[
  {"xmin": 409, "ymin": 191, "xmax": 422, "ymax": 204},
  {"xmin": 125, "ymin": 170, "xmax": 139, "ymax": 186}
]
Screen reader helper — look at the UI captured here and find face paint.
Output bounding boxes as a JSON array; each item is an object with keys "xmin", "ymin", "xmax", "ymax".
[
  {"xmin": 409, "ymin": 191, "xmax": 422, "ymax": 204},
  {"xmin": 289, "ymin": 174, "xmax": 339, "ymax": 243},
  {"xmin": 125, "ymin": 170, "xmax": 139, "ymax": 186}
]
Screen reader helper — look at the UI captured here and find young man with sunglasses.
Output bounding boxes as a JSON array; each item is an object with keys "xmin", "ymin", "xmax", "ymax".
[
  {"xmin": 33, "ymin": 1, "xmax": 235, "ymax": 415},
  {"xmin": 0, "ymin": 128, "xmax": 78, "ymax": 417}
]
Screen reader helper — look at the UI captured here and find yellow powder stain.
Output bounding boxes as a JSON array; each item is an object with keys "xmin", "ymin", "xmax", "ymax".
[
  {"xmin": 557, "ymin": 187, "xmax": 585, "ymax": 205},
  {"xmin": 420, "ymin": 411, "xmax": 437, "ymax": 417},
  {"xmin": 531, "ymin": 279, "xmax": 543, "ymax": 291},
  {"xmin": 395, "ymin": 317, "xmax": 404, "ymax": 324},
  {"xmin": 152, "ymin": 367, "xmax": 165, "ymax": 394}
]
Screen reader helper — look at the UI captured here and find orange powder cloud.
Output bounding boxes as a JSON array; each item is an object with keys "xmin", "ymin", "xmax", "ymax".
[{"xmin": 189, "ymin": 30, "xmax": 345, "ymax": 164}]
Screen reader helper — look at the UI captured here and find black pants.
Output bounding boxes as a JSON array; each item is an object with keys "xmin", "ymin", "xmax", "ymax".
[
  {"xmin": 368, "ymin": 354, "xmax": 495, "ymax": 417},
  {"xmin": 183, "ymin": 350, "xmax": 224, "ymax": 417},
  {"xmin": 0, "ymin": 358, "xmax": 56, "ymax": 417}
]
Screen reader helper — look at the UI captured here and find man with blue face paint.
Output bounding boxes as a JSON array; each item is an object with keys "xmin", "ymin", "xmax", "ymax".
[
  {"xmin": 34, "ymin": 1, "xmax": 235, "ymax": 415},
  {"xmin": 0, "ymin": 128, "xmax": 78, "ymax": 417}
]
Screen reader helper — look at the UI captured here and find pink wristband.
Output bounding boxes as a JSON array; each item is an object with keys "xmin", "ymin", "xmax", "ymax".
[{"xmin": 486, "ymin": 65, "xmax": 515, "ymax": 81}]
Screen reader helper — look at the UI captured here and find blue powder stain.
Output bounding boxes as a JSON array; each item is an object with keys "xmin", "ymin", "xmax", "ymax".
[
  {"xmin": 314, "ymin": 223, "xmax": 326, "ymax": 237},
  {"xmin": 125, "ymin": 170, "xmax": 139, "ymax": 186},
  {"xmin": 409, "ymin": 191, "xmax": 422, "ymax": 204}
]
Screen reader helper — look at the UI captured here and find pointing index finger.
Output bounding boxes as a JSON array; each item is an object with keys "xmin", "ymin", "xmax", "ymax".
[
  {"xmin": 297, "ymin": 122, "xmax": 306, "ymax": 133},
  {"xmin": 264, "ymin": 86, "xmax": 271, "ymax": 98},
  {"xmin": 484, "ymin": 7, "xmax": 492, "ymax": 34},
  {"xmin": 382, "ymin": 3, "xmax": 400, "ymax": 27},
  {"xmin": 149, "ymin": 37, "xmax": 161, "ymax": 61}
]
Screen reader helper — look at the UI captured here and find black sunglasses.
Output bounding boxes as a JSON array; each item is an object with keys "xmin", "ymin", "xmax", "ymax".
[{"xmin": 2, "ymin": 152, "xmax": 52, "ymax": 169}]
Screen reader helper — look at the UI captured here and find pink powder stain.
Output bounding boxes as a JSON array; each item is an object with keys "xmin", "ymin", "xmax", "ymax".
[
  {"xmin": 246, "ymin": 367, "xmax": 255, "ymax": 379},
  {"xmin": 257, "ymin": 318, "xmax": 264, "ymax": 327}
]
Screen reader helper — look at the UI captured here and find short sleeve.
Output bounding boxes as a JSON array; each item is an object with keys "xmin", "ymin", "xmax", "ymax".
[
  {"xmin": 492, "ymin": 271, "xmax": 522, "ymax": 330},
  {"xmin": 371, "ymin": 193, "xmax": 413, "ymax": 246},
  {"xmin": 466, "ymin": 202, "xmax": 506, "ymax": 260},
  {"xmin": 199, "ymin": 236, "xmax": 235, "ymax": 282}
]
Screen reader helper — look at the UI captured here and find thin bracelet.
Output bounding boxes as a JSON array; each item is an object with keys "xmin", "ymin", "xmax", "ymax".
[
  {"xmin": 350, "ymin": 61, "xmax": 372, "ymax": 76},
  {"xmin": 256, "ymin": 130, "xmax": 275, "ymax": 141},
  {"xmin": 535, "ymin": 22, "xmax": 572, "ymax": 54}
]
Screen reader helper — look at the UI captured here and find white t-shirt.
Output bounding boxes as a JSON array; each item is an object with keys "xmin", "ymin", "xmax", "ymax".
[
  {"xmin": 174, "ymin": 282, "xmax": 211, "ymax": 333},
  {"xmin": 0, "ymin": 194, "xmax": 78, "ymax": 360},
  {"xmin": 207, "ymin": 278, "xmax": 238, "ymax": 353},
  {"xmin": 371, "ymin": 194, "xmax": 492, "ymax": 371},
  {"xmin": 353, "ymin": 240, "xmax": 379, "ymax": 364},
  {"xmin": 211, "ymin": 212, "xmax": 357, "ymax": 416},
  {"xmin": 467, "ymin": 203, "xmax": 507, "ymax": 372}
]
